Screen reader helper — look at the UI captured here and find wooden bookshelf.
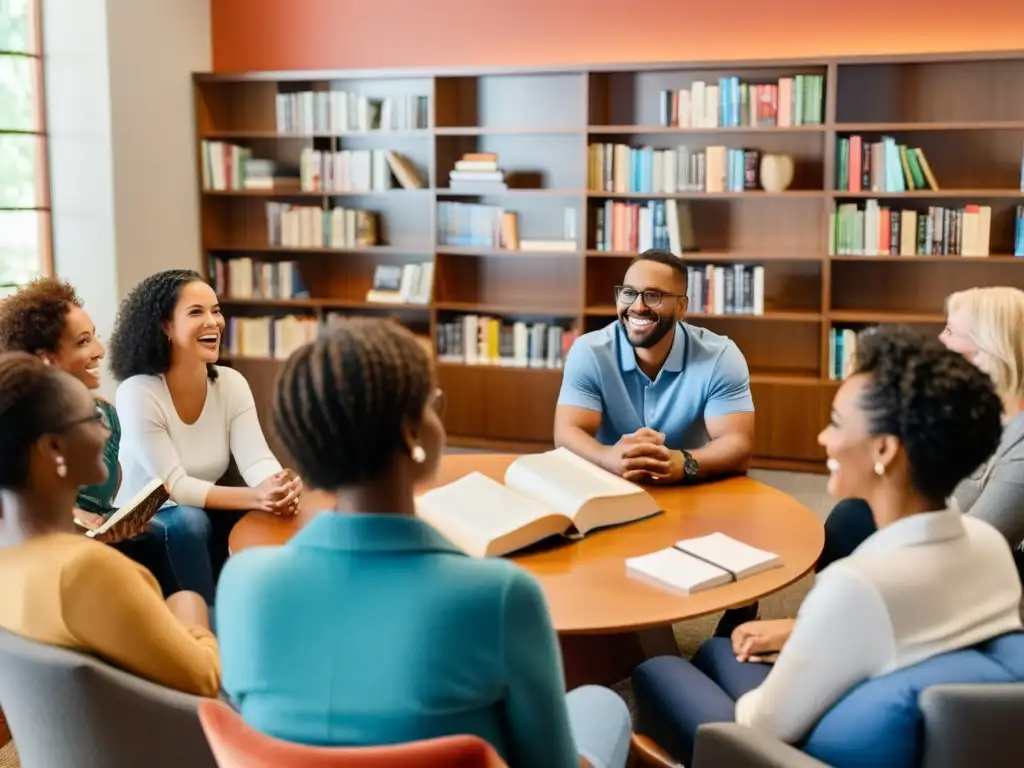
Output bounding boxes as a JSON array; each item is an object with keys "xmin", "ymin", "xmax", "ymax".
[{"xmin": 193, "ymin": 51, "xmax": 1024, "ymax": 472}]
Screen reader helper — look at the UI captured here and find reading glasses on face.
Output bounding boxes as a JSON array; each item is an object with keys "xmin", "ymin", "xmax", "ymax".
[
  {"xmin": 53, "ymin": 403, "xmax": 111, "ymax": 434},
  {"xmin": 614, "ymin": 286, "xmax": 686, "ymax": 309}
]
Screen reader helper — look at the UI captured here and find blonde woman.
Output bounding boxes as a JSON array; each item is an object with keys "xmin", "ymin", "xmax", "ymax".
[{"xmin": 736, "ymin": 288, "xmax": 1024, "ymax": 660}]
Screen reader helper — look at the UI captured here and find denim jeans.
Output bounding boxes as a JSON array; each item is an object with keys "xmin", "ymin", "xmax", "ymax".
[{"xmin": 150, "ymin": 505, "xmax": 215, "ymax": 605}]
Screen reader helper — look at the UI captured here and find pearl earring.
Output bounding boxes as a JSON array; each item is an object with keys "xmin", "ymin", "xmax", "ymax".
[
  {"xmin": 55, "ymin": 455, "xmax": 68, "ymax": 478},
  {"xmin": 411, "ymin": 445, "xmax": 427, "ymax": 464},
  {"xmin": 874, "ymin": 461, "xmax": 885, "ymax": 477}
]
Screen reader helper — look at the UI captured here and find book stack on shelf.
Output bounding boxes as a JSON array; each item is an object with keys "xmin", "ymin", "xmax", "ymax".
[
  {"xmin": 265, "ymin": 203, "xmax": 378, "ymax": 248},
  {"xmin": 831, "ymin": 202, "xmax": 993, "ymax": 257},
  {"xmin": 209, "ymin": 257, "xmax": 310, "ymax": 300},
  {"xmin": 299, "ymin": 148, "xmax": 423, "ymax": 192},
  {"xmin": 687, "ymin": 264, "xmax": 765, "ymax": 316},
  {"xmin": 366, "ymin": 263, "xmax": 433, "ymax": 305},
  {"xmin": 436, "ymin": 316, "xmax": 578, "ymax": 369},
  {"xmin": 275, "ymin": 90, "xmax": 429, "ymax": 132},
  {"xmin": 836, "ymin": 137, "xmax": 938, "ymax": 192},
  {"xmin": 1017, "ymin": 205, "xmax": 1024, "ymax": 256},
  {"xmin": 447, "ymin": 152, "xmax": 508, "ymax": 193},
  {"xmin": 658, "ymin": 74, "xmax": 824, "ymax": 128},
  {"xmin": 588, "ymin": 143, "xmax": 761, "ymax": 193}
]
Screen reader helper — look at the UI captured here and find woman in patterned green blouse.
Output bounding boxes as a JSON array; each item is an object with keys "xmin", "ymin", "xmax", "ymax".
[{"xmin": 0, "ymin": 278, "xmax": 171, "ymax": 589}]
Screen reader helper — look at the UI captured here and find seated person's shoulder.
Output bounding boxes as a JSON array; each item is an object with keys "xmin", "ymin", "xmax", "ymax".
[
  {"xmin": 572, "ymin": 322, "xmax": 618, "ymax": 354},
  {"xmin": 115, "ymin": 373, "xmax": 164, "ymax": 404},
  {"xmin": 57, "ymin": 537, "xmax": 155, "ymax": 592},
  {"xmin": 212, "ymin": 364, "xmax": 248, "ymax": 388},
  {"xmin": 685, "ymin": 322, "xmax": 744, "ymax": 360}
]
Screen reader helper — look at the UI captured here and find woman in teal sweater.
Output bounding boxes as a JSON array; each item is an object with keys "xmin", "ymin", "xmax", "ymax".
[{"xmin": 215, "ymin": 318, "xmax": 631, "ymax": 768}]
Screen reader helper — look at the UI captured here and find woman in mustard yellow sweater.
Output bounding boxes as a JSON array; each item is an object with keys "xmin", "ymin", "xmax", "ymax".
[{"xmin": 0, "ymin": 352, "xmax": 220, "ymax": 698}]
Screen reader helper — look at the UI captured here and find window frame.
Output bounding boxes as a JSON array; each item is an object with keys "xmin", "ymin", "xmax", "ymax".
[{"xmin": 0, "ymin": 0, "xmax": 52, "ymax": 289}]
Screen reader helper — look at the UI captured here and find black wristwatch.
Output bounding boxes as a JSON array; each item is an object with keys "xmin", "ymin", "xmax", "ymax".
[{"xmin": 681, "ymin": 450, "xmax": 699, "ymax": 482}]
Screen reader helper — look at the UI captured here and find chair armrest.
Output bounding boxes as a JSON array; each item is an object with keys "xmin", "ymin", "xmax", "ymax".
[{"xmin": 693, "ymin": 724, "xmax": 830, "ymax": 768}]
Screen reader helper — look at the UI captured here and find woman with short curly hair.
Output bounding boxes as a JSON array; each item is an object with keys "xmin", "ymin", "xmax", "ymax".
[
  {"xmin": 108, "ymin": 269, "xmax": 301, "ymax": 605},
  {"xmin": 0, "ymin": 278, "xmax": 171, "ymax": 590},
  {"xmin": 634, "ymin": 326, "xmax": 1022, "ymax": 763}
]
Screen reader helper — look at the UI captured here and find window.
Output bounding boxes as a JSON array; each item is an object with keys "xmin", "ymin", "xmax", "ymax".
[{"xmin": 0, "ymin": 0, "xmax": 49, "ymax": 296}]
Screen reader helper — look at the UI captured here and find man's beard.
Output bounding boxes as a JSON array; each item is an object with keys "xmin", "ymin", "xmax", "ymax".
[{"xmin": 619, "ymin": 310, "xmax": 675, "ymax": 349}]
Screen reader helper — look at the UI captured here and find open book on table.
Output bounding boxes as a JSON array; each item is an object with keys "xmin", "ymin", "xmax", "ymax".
[
  {"xmin": 416, "ymin": 447, "xmax": 661, "ymax": 557},
  {"xmin": 626, "ymin": 532, "xmax": 782, "ymax": 595},
  {"xmin": 75, "ymin": 478, "xmax": 169, "ymax": 539}
]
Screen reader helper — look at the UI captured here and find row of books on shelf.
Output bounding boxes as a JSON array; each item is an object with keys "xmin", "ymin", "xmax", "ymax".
[
  {"xmin": 593, "ymin": 199, "xmax": 695, "ymax": 254},
  {"xmin": 835, "ymin": 137, "xmax": 938, "ymax": 193},
  {"xmin": 828, "ymin": 327, "xmax": 858, "ymax": 381},
  {"xmin": 209, "ymin": 258, "xmax": 310, "ymax": 300},
  {"xmin": 588, "ymin": 144, "xmax": 761, "ymax": 194},
  {"xmin": 224, "ymin": 313, "xmax": 432, "ymax": 360},
  {"xmin": 436, "ymin": 202, "xmax": 577, "ymax": 251},
  {"xmin": 435, "ymin": 316, "xmax": 578, "ymax": 369},
  {"xmin": 265, "ymin": 203, "xmax": 378, "ymax": 249},
  {"xmin": 829, "ymin": 201, "xmax": 993, "ymax": 257},
  {"xmin": 298, "ymin": 148, "xmax": 423, "ymax": 192},
  {"xmin": 366, "ymin": 263, "xmax": 433, "ymax": 305},
  {"xmin": 687, "ymin": 264, "xmax": 766, "ymax": 316},
  {"xmin": 657, "ymin": 74, "xmax": 824, "ymax": 129},
  {"xmin": 201, "ymin": 142, "xmax": 298, "ymax": 191},
  {"xmin": 275, "ymin": 90, "xmax": 429, "ymax": 133}
]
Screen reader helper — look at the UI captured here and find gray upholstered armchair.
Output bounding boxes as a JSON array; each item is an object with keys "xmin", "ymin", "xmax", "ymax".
[
  {"xmin": 0, "ymin": 629, "xmax": 218, "ymax": 768},
  {"xmin": 633, "ymin": 682, "xmax": 1024, "ymax": 767}
]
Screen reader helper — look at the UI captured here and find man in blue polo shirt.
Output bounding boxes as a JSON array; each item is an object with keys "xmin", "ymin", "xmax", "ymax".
[{"xmin": 554, "ymin": 248, "xmax": 755, "ymax": 485}]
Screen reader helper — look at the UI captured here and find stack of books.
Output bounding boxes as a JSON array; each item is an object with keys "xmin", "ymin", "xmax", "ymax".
[{"xmin": 447, "ymin": 152, "xmax": 507, "ymax": 193}]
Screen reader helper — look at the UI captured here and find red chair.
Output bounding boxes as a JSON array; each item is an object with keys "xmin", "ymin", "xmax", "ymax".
[{"xmin": 197, "ymin": 700, "xmax": 509, "ymax": 768}]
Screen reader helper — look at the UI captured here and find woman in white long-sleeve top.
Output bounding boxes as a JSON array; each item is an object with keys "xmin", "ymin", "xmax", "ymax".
[
  {"xmin": 638, "ymin": 325, "xmax": 1023, "ymax": 762},
  {"xmin": 108, "ymin": 269, "xmax": 302, "ymax": 604}
]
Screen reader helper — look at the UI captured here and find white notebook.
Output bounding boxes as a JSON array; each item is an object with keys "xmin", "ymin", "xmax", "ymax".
[{"xmin": 626, "ymin": 532, "xmax": 782, "ymax": 595}]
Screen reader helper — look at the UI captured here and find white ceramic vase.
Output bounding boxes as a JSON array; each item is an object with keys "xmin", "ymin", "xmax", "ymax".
[{"xmin": 760, "ymin": 154, "xmax": 795, "ymax": 192}]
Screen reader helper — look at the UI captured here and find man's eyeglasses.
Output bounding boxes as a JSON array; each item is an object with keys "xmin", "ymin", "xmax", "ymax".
[{"xmin": 614, "ymin": 286, "xmax": 687, "ymax": 309}]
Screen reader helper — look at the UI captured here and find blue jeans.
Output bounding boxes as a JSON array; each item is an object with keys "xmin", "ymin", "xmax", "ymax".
[
  {"xmin": 632, "ymin": 638, "xmax": 772, "ymax": 764},
  {"xmin": 150, "ymin": 505, "xmax": 214, "ymax": 605},
  {"xmin": 565, "ymin": 685, "xmax": 632, "ymax": 768}
]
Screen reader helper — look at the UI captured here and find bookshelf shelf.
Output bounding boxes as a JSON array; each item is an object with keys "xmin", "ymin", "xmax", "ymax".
[
  {"xmin": 586, "ymin": 250, "xmax": 823, "ymax": 261},
  {"xmin": 588, "ymin": 191, "xmax": 825, "ymax": 200},
  {"xmin": 435, "ymin": 188, "xmax": 585, "ymax": 198},
  {"xmin": 587, "ymin": 124, "xmax": 828, "ymax": 134},
  {"xmin": 436, "ymin": 246, "xmax": 582, "ymax": 258},
  {"xmin": 832, "ymin": 190, "xmax": 1024, "ymax": 199},
  {"xmin": 195, "ymin": 49, "xmax": 1024, "ymax": 472},
  {"xmin": 830, "ymin": 255, "xmax": 1024, "ymax": 263},
  {"xmin": 835, "ymin": 121, "xmax": 1024, "ymax": 131}
]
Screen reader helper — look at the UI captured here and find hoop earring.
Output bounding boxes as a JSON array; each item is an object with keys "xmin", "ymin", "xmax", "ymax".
[
  {"xmin": 874, "ymin": 461, "xmax": 885, "ymax": 477},
  {"xmin": 411, "ymin": 445, "xmax": 427, "ymax": 464},
  {"xmin": 55, "ymin": 455, "xmax": 68, "ymax": 478}
]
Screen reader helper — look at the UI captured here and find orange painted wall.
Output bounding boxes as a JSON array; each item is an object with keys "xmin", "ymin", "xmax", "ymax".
[{"xmin": 211, "ymin": 0, "xmax": 1024, "ymax": 72}]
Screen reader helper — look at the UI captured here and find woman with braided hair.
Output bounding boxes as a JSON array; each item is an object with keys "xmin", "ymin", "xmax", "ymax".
[
  {"xmin": 214, "ymin": 318, "xmax": 632, "ymax": 768},
  {"xmin": 0, "ymin": 353, "xmax": 220, "ymax": 697},
  {"xmin": 109, "ymin": 269, "xmax": 301, "ymax": 605}
]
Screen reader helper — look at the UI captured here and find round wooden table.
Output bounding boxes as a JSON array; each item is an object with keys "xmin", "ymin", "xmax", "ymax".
[{"xmin": 229, "ymin": 453, "xmax": 824, "ymax": 687}]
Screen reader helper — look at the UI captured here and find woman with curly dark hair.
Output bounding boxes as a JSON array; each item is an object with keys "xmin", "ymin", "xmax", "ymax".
[
  {"xmin": 108, "ymin": 270, "xmax": 301, "ymax": 605},
  {"xmin": 632, "ymin": 326, "xmax": 1023, "ymax": 763},
  {"xmin": 0, "ymin": 278, "xmax": 171, "ymax": 589}
]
